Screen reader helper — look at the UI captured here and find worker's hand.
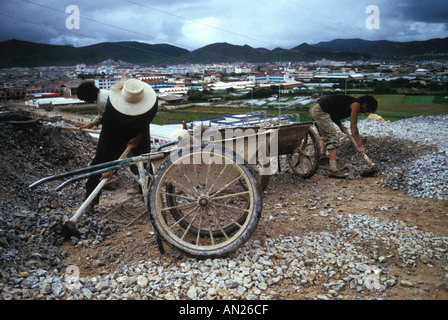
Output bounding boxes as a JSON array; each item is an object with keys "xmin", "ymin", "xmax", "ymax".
[
  {"xmin": 341, "ymin": 126, "xmax": 349, "ymax": 135},
  {"xmin": 100, "ymin": 170, "xmax": 114, "ymax": 181},
  {"xmin": 357, "ymin": 146, "xmax": 365, "ymax": 154},
  {"xmin": 80, "ymin": 122, "xmax": 94, "ymax": 132}
]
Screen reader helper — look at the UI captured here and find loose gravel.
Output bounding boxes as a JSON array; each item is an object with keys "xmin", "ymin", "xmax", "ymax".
[
  {"xmin": 354, "ymin": 115, "xmax": 448, "ymax": 201},
  {"xmin": 1, "ymin": 115, "xmax": 447, "ymax": 300}
]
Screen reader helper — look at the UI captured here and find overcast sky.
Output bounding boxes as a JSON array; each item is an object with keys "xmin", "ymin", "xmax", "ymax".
[{"xmin": 1, "ymin": 0, "xmax": 447, "ymax": 51}]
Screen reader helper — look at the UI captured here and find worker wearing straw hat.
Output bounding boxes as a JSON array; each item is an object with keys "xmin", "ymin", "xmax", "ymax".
[{"xmin": 85, "ymin": 78, "xmax": 158, "ymax": 208}]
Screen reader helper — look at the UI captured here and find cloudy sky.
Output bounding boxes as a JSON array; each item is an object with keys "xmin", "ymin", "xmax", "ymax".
[{"xmin": 1, "ymin": 0, "xmax": 447, "ymax": 50}]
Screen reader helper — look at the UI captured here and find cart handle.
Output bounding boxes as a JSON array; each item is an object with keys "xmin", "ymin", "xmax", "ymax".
[{"xmin": 29, "ymin": 152, "xmax": 166, "ymax": 190}]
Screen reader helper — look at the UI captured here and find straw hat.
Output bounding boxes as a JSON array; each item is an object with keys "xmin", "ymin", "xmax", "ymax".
[{"xmin": 109, "ymin": 78, "xmax": 157, "ymax": 116}]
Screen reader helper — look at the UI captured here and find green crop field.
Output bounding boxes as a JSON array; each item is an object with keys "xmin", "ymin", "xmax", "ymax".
[
  {"xmin": 403, "ymin": 96, "xmax": 435, "ymax": 104},
  {"xmin": 351, "ymin": 94, "xmax": 447, "ymax": 121},
  {"xmin": 149, "ymin": 94, "xmax": 448, "ymax": 125},
  {"xmin": 152, "ymin": 106, "xmax": 304, "ymax": 125},
  {"xmin": 356, "ymin": 94, "xmax": 437, "ymax": 105}
]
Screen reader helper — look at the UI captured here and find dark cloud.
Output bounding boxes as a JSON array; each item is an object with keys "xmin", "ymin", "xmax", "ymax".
[
  {"xmin": 0, "ymin": 0, "xmax": 447, "ymax": 50},
  {"xmin": 397, "ymin": 0, "xmax": 448, "ymax": 23}
]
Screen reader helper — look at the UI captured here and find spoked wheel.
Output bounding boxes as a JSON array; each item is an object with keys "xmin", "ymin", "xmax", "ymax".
[
  {"xmin": 149, "ymin": 145, "xmax": 262, "ymax": 258},
  {"xmin": 287, "ymin": 128, "xmax": 320, "ymax": 179}
]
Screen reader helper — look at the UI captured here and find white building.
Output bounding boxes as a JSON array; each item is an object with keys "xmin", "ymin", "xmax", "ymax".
[
  {"xmin": 249, "ymin": 72, "xmax": 291, "ymax": 84},
  {"xmin": 209, "ymin": 81, "xmax": 254, "ymax": 92},
  {"xmin": 315, "ymin": 59, "xmax": 346, "ymax": 67},
  {"xmin": 94, "ymin": 78, "xmax": 120, "ymax": 90},
  {"xmin": 415, "ymin": 68, "xmax": 430, "ymax": 76}
]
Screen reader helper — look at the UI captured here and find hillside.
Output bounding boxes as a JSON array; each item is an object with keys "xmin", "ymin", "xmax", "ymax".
[
  {"xmin": 0, "ymin": 40, "xmax": 101, "ymax": 68},
  {"xmin": 1, "ymin": 37, "xmax": 447, "ymax": 68},
  {"xmin": 0, "ymin": 39, "xmax": 190, "ymax": 68},
  {"xmin": 313, "ymin": 37, "xmax": 448, "ymax": 59},
  {"xmin": 81, "ymin": 41, "xmax": 190, "ymax": 65}
]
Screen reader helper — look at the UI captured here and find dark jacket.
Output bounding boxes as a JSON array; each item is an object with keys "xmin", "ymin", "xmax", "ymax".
[
  {"xmin": 317, "ymin": 95, "xmax": 359, "ymax": 121},
  {"xmin": 85, "ymin": 98, "xmax": 158, "ymax": 198}
]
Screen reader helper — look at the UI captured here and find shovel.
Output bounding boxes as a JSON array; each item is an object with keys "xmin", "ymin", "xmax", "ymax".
[
  {"xmin": 345, "ymin": 131, "xmax": 378, "ymax": 177},
  {"xmin": 59, "ymin": 125, "xmax": 101, "ymax": 134},
  {"xmin": 62, "ymin": 143, "xmax": 133, "ymax": 237}
]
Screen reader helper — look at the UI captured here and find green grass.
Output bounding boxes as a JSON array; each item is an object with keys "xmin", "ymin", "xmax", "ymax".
[
  {"xmin": 377, "ymin": 103, "xmax": 448, "ymax": 121},
  {"xmin": 381, "ymin": 94, "xmax": 406, "ymax": 104},
  {"xmin": 355, "ymin": 94, "xmax": 437, "ymax": 105},
  {"xmin": 402, "ymin": 96, "xmax": 434, "ymax": 104},
  {"xmin": 152, "ymin": 105, "xmax": 309, "ymax": 125},
  {"xmin": 152, "ymin": 109, "xmax": 228, "ymax": 125},
  {"xmin": 64, "ymin": 94, "xmax": 448, "ymax": 125},
  {"xmin": 349, "ymin": 94, "xmax": 447, "ymax": 121}
]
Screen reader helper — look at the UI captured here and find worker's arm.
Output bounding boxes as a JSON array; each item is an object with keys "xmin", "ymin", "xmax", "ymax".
[
  {"xmin": 349, "ymin": 102, "xmax": 365, "ymax": 153},
  {"xmin": 333, "ymin": 119, "xmax": 348, "ymax": 135},
  {"xmin": 100, "ymin": 135, "xmax": 142, "ymax": 181}
]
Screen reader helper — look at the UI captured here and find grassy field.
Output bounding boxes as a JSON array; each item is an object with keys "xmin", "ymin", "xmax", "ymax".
[
  {"xmin": 62, "ymin": 94, "xmax": 447, "ymax": 125},
  {"xmin": 372, "ymin": 94, "xmax": 437, "ymax": 105},
  {"xmin": 152, "ymin": 94, "xmax": 447, "ymax": 125},
  {"xmin": 152, "ymin": 106, "xmax": 305, "ymax": 125},
  {"xmin": 358, "ymin": 94, "xmax": 448, "ymax": 121}
]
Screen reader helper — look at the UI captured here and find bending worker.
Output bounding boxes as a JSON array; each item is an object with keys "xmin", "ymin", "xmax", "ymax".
[
  {"xmin": 85, "ymin": 78, "xmax": 158, "ymax": 209},
  {"xmin": 310, "ymin": 94, "xmax": 377, "ymax": 178}
]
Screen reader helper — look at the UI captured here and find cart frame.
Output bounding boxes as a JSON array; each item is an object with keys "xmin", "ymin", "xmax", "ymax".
[{"xmin": 29, "ymin": 121, "xmax": 320, "ymax": 258}]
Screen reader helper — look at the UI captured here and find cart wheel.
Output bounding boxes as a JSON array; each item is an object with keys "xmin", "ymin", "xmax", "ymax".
[
  {"xmin": 287, "ymin": 128, "xmax": 320, "ymax": 179},
  {"xmin": 165, "ymin": 181, "xmax": 250, "ymax": 237},
  {"xmin": 149, "ymin": 145, "xmax": 262, "ymax": 258}
]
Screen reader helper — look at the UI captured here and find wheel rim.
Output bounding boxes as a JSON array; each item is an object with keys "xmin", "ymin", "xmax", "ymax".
[{"xmin": 151, "ymin": 147, "xmax": 260, "ymax": 255}]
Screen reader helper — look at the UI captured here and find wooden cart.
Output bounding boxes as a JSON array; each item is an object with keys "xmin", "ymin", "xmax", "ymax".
[{"xmin": 30, "ymin": 122, "xmax": 319, "ymax": 258}]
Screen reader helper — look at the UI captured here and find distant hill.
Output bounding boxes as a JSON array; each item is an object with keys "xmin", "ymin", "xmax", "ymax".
[
  {"xmin": 0, "ymin": 39, "xmax": 190, "ymax": 68},
  {"xmin": 81, "ymin": 41, "xmax": 190, "ymax": 65},
  {"xmin": 0, "ymin": 40, "xmax": 98, "ymax": 68},
  {"xmin": 312, "ymin": 37, "xmax": 448, "ymax": 58},
  {"xmin": 187, "ymin": 42, "xmax": 274, "ymax": 64},
  {"xmin": 312, "ymin": 38, "xmax": 393, "ymax": 50},
  {"xmin": 0, "ymin": 37, "xmax": 447, "ymax": 68}
]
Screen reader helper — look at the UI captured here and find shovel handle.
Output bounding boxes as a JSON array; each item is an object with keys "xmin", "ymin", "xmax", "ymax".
[
  {"xmin": 345, "ymin": 131, "xmax": 375, "ymax": 166},
  {"xmin": 68, "ymin": 143, "xmax": 134, "ymax": 222},
  {"xmin": 59, "ymin": 125, "xmax": 100, "ymax": 134}
]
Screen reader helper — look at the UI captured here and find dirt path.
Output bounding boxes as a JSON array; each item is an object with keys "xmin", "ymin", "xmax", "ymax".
[
  {"xmin": 61, "ymin": 162, "xmax": 448, "ymax": 300},
  {"xmin": 2, "ymin": 111, "xmax": 446, "ymax": 300}
]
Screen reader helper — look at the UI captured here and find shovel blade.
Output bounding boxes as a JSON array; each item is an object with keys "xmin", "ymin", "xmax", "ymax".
[
  {"xmin": 360, "ymin": 164, "xmax": 378, "ymax": 177},
  {"xmin": 62, "ymin": 220, "xmax": 82, "ymax": 238}
]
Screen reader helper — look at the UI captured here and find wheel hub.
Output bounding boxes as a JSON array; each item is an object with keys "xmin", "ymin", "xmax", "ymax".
[{"xmin": 198, "ymin": 196, "xmax": 210, "ymax": 207}]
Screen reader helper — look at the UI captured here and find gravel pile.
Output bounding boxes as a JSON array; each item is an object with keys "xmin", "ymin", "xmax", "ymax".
[
  {"xmin": 0, "ymin": 121, "xmax": 122, "ymax": 290},
  {"xmin": 342, "ymin": 115, "xmax": 448, "ymax": 200},
  {"xmin": 2, "ymin": 213, "xmax": 447, "ymax": 300},
  {"xmin": 0, "ymin": 115, "xmax": 447, "ymax": 300}
]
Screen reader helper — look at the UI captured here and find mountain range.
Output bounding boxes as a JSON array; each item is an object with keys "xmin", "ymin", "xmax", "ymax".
[{"xmin": 1, "ymin": 37, "xmax": 447, "ymax": 68}]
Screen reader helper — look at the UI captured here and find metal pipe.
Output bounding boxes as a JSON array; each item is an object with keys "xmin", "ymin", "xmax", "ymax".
[
  {"xmin": 55, "ymin": 165, "xmax": 122, "ymax": 191},
  {"xmin": 29, "ymin": 152, "xmax": 166, "ymax": 189}
]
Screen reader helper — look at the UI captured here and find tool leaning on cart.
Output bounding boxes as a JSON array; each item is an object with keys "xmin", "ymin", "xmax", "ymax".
[{"xmin": 77, "ymin": 78, "xmax": 158, "ymax": 210}]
